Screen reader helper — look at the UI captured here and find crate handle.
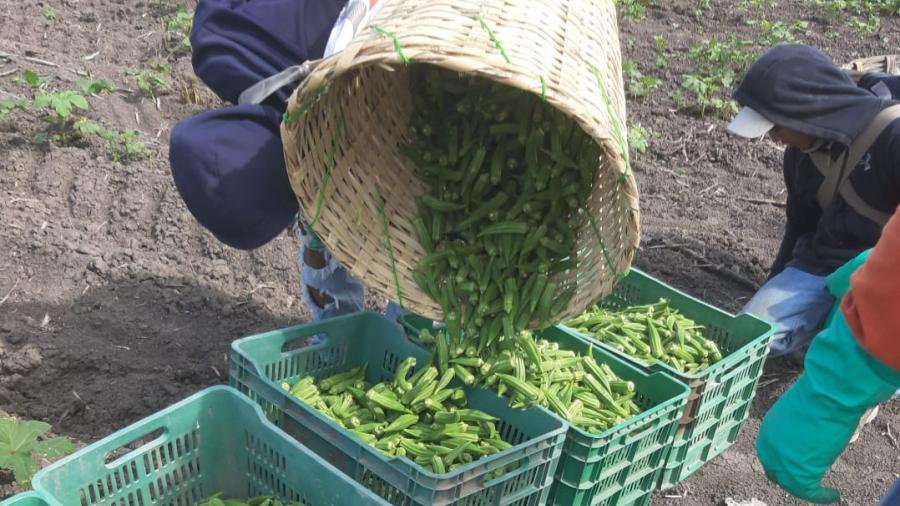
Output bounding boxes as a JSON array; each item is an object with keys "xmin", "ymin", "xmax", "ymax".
[
  {"xmin": 100, "ymin": 425, "xmax": 169, "ymax": 468},
  {"xmin": 622, "ymin": 415, "xmax": 662, "ymax": 445},
  {"xmin": 278, "ymin": 321, "xmax": 342, "ymax": 353},
  {"xmin": 481, "ymin": 453, "xmax": 531, "ymax": 488}
]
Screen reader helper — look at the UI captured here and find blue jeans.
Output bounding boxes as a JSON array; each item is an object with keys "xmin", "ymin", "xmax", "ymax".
[
  {"xmin": 878, "ymin": 479, "xmax": 900, "ymax": 506},
  {"xmin": 293, "ymin": 216, "xmax": 406, "ymax": 328},
  {"xmin": 739, "ymin": 267, "xmax": 835, "ymax": 357}
]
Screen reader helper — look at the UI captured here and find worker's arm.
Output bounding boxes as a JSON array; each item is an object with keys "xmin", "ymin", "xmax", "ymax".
[
  {"xmin": 756, "ymin": 207, "xmax": 900, "ymax": 504},
  {"xmin": 842, "ymin": 210, "xmax": 900, "ymax": 370},
  {"xmin": 770, "ymin": 149, "xmax": 821, "ymax": 277}
]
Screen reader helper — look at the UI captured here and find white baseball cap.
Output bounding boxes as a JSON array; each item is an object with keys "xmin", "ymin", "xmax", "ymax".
[{"xmin": 727, "ymin": 107, "xmax": 775, "ymax": 138}]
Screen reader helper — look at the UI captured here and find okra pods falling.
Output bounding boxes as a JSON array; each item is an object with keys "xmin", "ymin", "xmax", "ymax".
[{"xmin": 405, "ymin": 64, "xmax": 600, "ymax": 356}]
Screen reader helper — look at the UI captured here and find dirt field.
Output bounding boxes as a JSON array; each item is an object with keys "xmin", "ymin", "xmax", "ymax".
[{"xmin": 0, "ymin": 0, "xmax": 897, "ymax": 504}]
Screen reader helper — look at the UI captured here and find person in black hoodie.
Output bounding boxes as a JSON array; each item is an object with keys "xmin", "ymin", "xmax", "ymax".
[{"xmin": 727, "ymin": 44, "xmax": 900, "ymax": 362}]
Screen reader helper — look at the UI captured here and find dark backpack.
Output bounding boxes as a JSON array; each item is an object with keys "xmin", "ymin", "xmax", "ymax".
[
  {"xmin": 807, "ymin": 71, "xmax": 900, "ymax": 227},
  {"xmin": 858, "ymin": 72, "xmax": 900, "ymax": 100}
]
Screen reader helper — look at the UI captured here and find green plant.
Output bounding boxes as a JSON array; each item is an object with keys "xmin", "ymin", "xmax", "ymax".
[
  {"xmin": 77, "ymin": 79, "xmax": 116, "ymax": 96},
  {"xmin": 743, "ymin": 0, "xmax": 776, "ymax": 9},
  {"xmin": 750, "ymin": 19, "xmax": 809, "ymax": 45},
  {"xmin": 653, "ymin": 35, "xmax": 670, "ymax": 68},
  {"xmin": 73, "ymin": 117, "xmax": 102, "ymax": 137},
  {"xmin": 41, "ymin": 4, "xmax": 56, "ymax": 20},
  {"xmin": 21, "ymin": 69, "xmax": 49, "ymax": 90},
  {"xmin": 614, "ymin": 0, "xmax": 655, "ymax": 20},
  {"xmin": 622, "ymin": 59, "xmax": 661, "ymax": 99},
  {"xmin": 692, "ymin": 0, "xmax": 712, "ymax": 18},
  {"xmin": 99, "ymin": 128, "xmax": 149, "ymax": 161},
  {"xmin": 674, "ymin": 73, "xmax": 738, "ymax": 116},
  {"xmin": 126, "ymin": 61, "xmax": 171, "ymax": 98},
  {"xmin": 675, "ymin": 37, "xmax": 754, "ymax": 116},
  {"xmin": 628, "ymin": 123, "xmax": 651, "ymax": 154},
  {"xmin": 32, "ymin": 90, "xmax": 90, "ymax": 144},
  {"xmin": 164, "ymin": 7, "xmax": 193, "ymax": 50},
  {"xmin": 0, "ymin": 98, "xmax": 27, "ymax": 120},
  {"xmin": 0, "ymin": 417, "xmax": 75, "ymax": 486},
  {"xmin": 814, "ymin": 0, "xmax": 900, "ymax": 33},
  {"xmin": 148, "ymin": 0, "xmax": 181, "ymax": 16},
  {"xmin": 689, "ymin": 37, "xmax": 755, "ymax": 71}
]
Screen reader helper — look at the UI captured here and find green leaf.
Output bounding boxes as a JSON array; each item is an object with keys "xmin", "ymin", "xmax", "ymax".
[
  {"xmin": 53, "ymin": 99, "xmax": 72, "ymax": 118},
  {"xmin": 32, "ymin": 94, "xmax": 52, "ymax": 108},
  {"xmin": 0, "ymin": 452, "xmax": 38, "ymax": 486},
  {"xmin": 33, "ymin": 132, "xmax": 50, "ymax": 144},
  {"xmin": 69, "ymin": 93, "xmax": 89, "ymax": 111},
  {"xmin": 0, "ymin": 98, "xmax": 27, "ymax": 120},
  {"xmin": 74, "ymin": 118, "xmax": 101, "ymax": 136},
  {"xmin": 0, "ymin": 98, "xmax": 27, "ymax": 110},
  {"xmin": 34, "ymin": 436, "xmax": 75, "ymax": 460},
  {"xmin": 148, "ymin": 60, "xmax": 171, "ymax": 74},
  {"xmin": 97, "ymin": 128, "xmax": 117, "ymax": 141},
  {"xmin": 78, "ymin": 79, "xmax": 116, "ymax": 96},
  {"xmin": 23, "ymin": 69, "xmax": 48, "ymax": 89},
  {"xmin": 0, "ymin": 418, "xmax": 49, "ymax": 453}
]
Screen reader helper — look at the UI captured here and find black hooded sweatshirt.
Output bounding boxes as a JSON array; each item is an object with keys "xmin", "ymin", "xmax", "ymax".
[{"xmin": 732, "ymin": 44, "xmax": 900, "ymax": 277}]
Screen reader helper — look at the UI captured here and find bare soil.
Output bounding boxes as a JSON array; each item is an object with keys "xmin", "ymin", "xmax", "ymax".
[{"xmin": 0, "ymin": 0, "xmax": 897, "ymax": 504}]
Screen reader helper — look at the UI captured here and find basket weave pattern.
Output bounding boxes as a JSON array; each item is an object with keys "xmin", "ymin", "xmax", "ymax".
[{"xmin": 282, "ymin": 0, "xmax": 640, "ymax": 322}]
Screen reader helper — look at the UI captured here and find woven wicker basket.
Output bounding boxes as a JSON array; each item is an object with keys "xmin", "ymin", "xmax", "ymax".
[
  {"xmin": 842, "ymin": 54, "xmax": 900, "ymax": 81},
  {"xmin": 281, "ymin": 0, "xmax": 640, "ymax": 323}
]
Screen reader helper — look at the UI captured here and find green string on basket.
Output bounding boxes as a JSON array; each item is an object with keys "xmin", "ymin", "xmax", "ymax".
[
  {"xmin": 371, "ymin": 25, "xmax": 410, "ymax": 65},
  {"xmin": 589, "ymin": 64, "xmax": 631, "ymax": 183},
  {"xmin": 540, "ymin": 76, "xmax": 547, "ymax": 101},
  {"xmin": 586, "ymin": 211, "xmax": 621, "ymax": 280},
  {"xmin": 376, "ymin": 191, "xmax": 405, "ymax": 308},
  {"xmin": 308, "ymin": 109, "xmax": 345, "ymax": 228},
  {"xmin": 476, "ymin": 16, "xmax": 511, "ymax": 64},
  {"xmin": 282, "ymin": 85, "xmax": 328, "ymax": 125}
]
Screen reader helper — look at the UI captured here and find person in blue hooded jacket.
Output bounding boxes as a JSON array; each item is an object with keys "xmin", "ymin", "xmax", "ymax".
[
  {"xmin": 726, "ymin": 45, "xmax": 900, "ymax": 364},
  {"xmin": 168, "ymin": 0, "xmax": 402, "ymax": 328}
]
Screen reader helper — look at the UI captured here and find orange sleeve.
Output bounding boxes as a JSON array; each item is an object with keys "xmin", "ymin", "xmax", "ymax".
[{"xmin": 841, "ymin": 205, "xmax": 900, "ymax": 370}]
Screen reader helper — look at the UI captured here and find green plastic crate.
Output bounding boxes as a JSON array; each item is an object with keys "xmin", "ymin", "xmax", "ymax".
[
  {"xmin": 32, "ymin": 386, "xmax": 389, "ymax": 506},
  {"xmin": 0, "ymin": 493, "xmax": 54, "ymax": 506},
  {"xmin": 399, "ymin": 316, "xmax": 690, "ymax": 506},
  {"xmin": 229, "ymin": 312, "xmax": 567, "ymax": 506},
  {"xmin": 556, "ymin": 268, "xmax": 775, "ymax": 489}
]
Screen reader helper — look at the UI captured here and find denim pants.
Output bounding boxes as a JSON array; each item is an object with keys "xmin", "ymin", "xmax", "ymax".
[
  {"xmin": 293, "ymin": 216, "xmax": 405, "ymax": 326},
  {"xmin": 739, "ymin": 267, "xmax": 835, "ymax": 357},
  {"xmin": 878, "ymin": 479, "xmax": 900, "ymax": 506}
]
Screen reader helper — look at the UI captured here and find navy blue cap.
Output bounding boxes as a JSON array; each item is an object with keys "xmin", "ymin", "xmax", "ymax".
[{"xmin": 169, "ymin": 104, "xmax": 298, "ymax": 250}]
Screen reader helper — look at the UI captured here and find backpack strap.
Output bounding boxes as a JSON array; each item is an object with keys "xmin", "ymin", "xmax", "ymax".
[{"xmin": 808, "ymin": 104, "xmax": 900, "ymax": 227}]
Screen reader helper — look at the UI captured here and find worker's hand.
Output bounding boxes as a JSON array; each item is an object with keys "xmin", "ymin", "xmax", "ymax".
[
  {"xmin": 306, "ymin": 228, "xmax": 325, "ymax": 250},
  {"xmin": 756, "ymin": 310, "xmax": 900, "ymax": 504},
  {"xmin": 825, "ymin": 248, "xmax": 871, "ymax": 299},
  {"xmin": 297, "ymin": 220, "xmax": 325, "ymax": 250},
  {"xmin": 818, "ymin": 248, "xmax": 871, "ymax": 329},
  {"xmin": 761, "ymin": 469, "xmax": 840, "ymax": 504}
]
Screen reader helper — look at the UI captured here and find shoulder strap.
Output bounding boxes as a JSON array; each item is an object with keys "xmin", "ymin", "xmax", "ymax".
[
  {"xmin": 808, "ymin": 150, "xmax": 838, "ymax": 211},
  {"xmin": 808, "ymin": 104, "xmax": 900, "ymax": 226}
]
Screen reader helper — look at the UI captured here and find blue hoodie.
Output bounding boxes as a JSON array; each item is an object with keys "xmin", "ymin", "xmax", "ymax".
[
  {"xmin": 733, "ymin": 45, "xmax": 900, "ymax": 276},
  {"xmin": 168, "ymin": 0, "xmax": 345, "ymax": 250}
]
